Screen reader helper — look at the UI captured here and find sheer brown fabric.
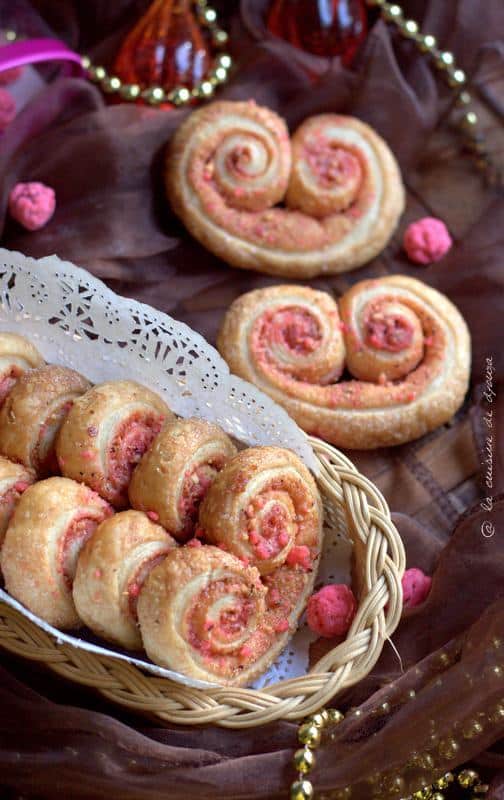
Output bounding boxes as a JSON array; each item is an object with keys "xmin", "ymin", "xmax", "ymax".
[{"xmin": 0, "ymin": 1, "xmax": 503, "ymax": 798}]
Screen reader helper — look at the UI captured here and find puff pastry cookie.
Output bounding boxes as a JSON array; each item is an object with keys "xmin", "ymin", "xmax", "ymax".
[
  {"xmin": 0, "ymin": 365, "xmax": 91, "ymax": 475},
  {"xmin": 57, "ymin": 380, "xmax": 172, "ymax": 508},
  {"xmin": 1, "ymin": 477, "xmax": 112, "ymax": 628},
  {"xmin": 129, "ymin": 418, "xmax": 236, "ymax": 541},
  {"xmin": 0, "ymin": 332, "xmax": 44, "ymax": 405},
  {"xmin": 166, "ymin": 100, "xmax": 404, "ymax": 278},
  {"xmin": 73, "ymin": 510, "xmax": 177, "ymax": 650},
  {"xmin": 217, "ymin": 278, "xmax": 471, "ymax": 449}
]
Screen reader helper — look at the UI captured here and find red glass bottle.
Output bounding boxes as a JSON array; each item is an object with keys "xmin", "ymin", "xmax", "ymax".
[
  {"xmin": 113, "ymin": 0, "xmax": 211, "ymax": 91},
  {"xmin": 267, "ymin": 0, "xmax": 368, "ymax": 65}
]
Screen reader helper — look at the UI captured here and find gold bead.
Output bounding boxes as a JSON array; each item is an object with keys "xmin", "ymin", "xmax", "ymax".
[
  {"xmin": 89, "ymin": 65, "xmax": 106, "ymax": 82},
  {"xmin": 438, "ymin": 50, "xmax": 455, "ymax": 68},
  {"xmin": 438, "ymin": 738, "xmax": 459, "ymax": 759},
  {"xmin": 417, "ymin": 753, "xmax": 435, "ymax": 770},
  {"xmin": 194, "ymin": 80, "xmax": 214, "ymax": 99},
  {"xmin": 489, "ymin": 665, "xmax": 503, "ymax": 678},
  {"xmin": 463, "ymin": 110, "xmax": 478, "ymax": 128},
  {"xmin": 81, "ymin": 55, "xmax": 91, "ymax": 70},
  {"xmin": 402, "ymin": 19, "xmax": 419, "ymax": 35},
  {"xmin": 143, "ymin": 86, "xmax": 165, "ymax": 105},
  {"xmin": 213, "ymin": 29, "xmax": 228, "ymax": 47},
  {"xmin": 447, "ymin": 67, "xmax": 466, "ymax": 87},
  {"xmin": 456, "ymin": 90, "xmax": 472, "ymax": 106},
  {"xmin": 434, "ymin": 773, "xmax": 454, "ymax": 790},
  {"xmin": 202, "ymin": 7, "xmax": 217, "ymax": 24},
  {"xmin": 379, "ymin": 701, "xmax": 391, "ymax": 714},
  {"xmin": 412, "ymin": 789, "xmax": 432, "ymax": 800},
  {"xmin": 119, "ymin": 83, "xmax": 141, "ymax": 100},
  {"xmin": 169, "ymin": 87, "xmax": 191, "ymax": 106},
  {"xmin": 463, "ymin": 719, "xmax": 484, "ymax": 738},
  {"xmin": 492, "ymin": 636, "xmax": 502, "ymax": 649},
  {"xmin": 306, "ymin": 711, "xmax": 327, "ymax": 728},
  {"xmin": 210, "ymin": 66, "xmax": 228, "ymax": 85},
  {"xmin": 431, "ymin": 794, "xmax": 445, "ymax": 800},
  {"xmin": 298, "ymin": 722, "xmax": 321, "ymax": 748},
  {"xmin": 458, "ymin": 769, "xmax": 479, "ymax": 788},
  {"xmin": 383, "ymin": 4, "xmax": 403, "ymax": 21},
  {"xmin": 438, "ymin": 653, "xmax": 451, "ymax": 668},
  {"xmin": 489, "ymin": 702, "xmax": 504, "ymax": 723},
  {"xmin": 5, "ymin": 30, "xmax": 16, "ymax": 42},
  {"xmin": 419, "ymin": 33, "xmax": 437, "ymax": 51},
  {"xmin": 294, "ymin": 747, "xmax": 315, "ymax": 774},
  {"xmin": 327, "ymin": 708, "xmax": 344, "ymax": 724},
  {"xmin": 218, "ymin": 53, "xmax": 232, "ymax": 70},
  {"xmin": 290, "ymin": 779, "xmax": 314, "ymax": 800},
  {"xmin": 407, "ymin": 689, "xmax": 417, "ymax": 700},
  {"xmin": 101, "ymin": 75, "xmax": 121, "ymax": 93}
]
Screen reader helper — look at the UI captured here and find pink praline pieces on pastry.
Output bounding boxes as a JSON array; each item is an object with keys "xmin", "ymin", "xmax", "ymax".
[
  {"xmin": 403, "ymin": 217, "xmax": 452, "ymax": 265},
  {"xmin": 402, "ymin": 567, "xmax": 432, "ymax": 608},
  {"xmin": 0, "ymin": 87, "xmax": 16, "ymax": 131},
  {"xmin": 307, "ymin": 583, "xmax": 357, "ymax": 638},
  {"xmin": 8, "ymin": 182, "xmax": 56, "ymax": 231}
]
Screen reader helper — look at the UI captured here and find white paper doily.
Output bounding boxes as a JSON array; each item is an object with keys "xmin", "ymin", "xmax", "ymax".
[{"xmin": 0, "ymin": 247, "xmax": 351, "ymax": 689}]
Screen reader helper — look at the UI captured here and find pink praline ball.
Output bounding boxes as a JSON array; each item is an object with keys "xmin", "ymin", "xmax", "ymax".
[
  {"xmin": 0, "ymin": 87, "xmax": 16, "ymax": 131},
  {"xmin": 8, "ymin": 182, "xmax": 56, "ymax": 231},
  {"xmin": 402, "ymin": 568, "xmax": 432, "ymax": 608},
  {"xmin": 403, "ymin": 217, "xmax": 452, "ymax": 265},
  {"xmin": 307, "ymin": 584, "xmax": 357, "ymax": 638}
]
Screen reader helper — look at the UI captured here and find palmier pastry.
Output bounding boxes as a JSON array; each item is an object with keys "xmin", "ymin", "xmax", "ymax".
[
  {"xmin": 137, "ymin": 545, "xmax": 270, "ymax": 685},
  {"xmin": 0, "ymin": 456, "xmax": 35, "ymax": 554},
  {"xmin": 73, "ymin": 510, "xmax": 177, "ymax": 650},
  {"xmin": 200, "ymin": 446, "xmax": 322, "ymax": 577},
  {"xmin": 217, "ymin": 278, "xmax": 471, "ymax": 449},
  {"xmin": 0, "ymin": 365, "xmax": 91, "ymax": 475},
  {"xmin": 0, "ymin": 332, "xmax": 44, "ymax": 405},
  {"xmin": 1, "ymin": 477, "xmax": 113, "ymax": 628},
  {"xmin": 129, "ymin": 418, "xmax": 237, "ymax": 541},
  {"xmin": 56, "ymin": 380, "xmax": 172, "ymax": 508},
  {"xmin": 166, "ymin": 100, "xmax": 404, "ymax": 278}
]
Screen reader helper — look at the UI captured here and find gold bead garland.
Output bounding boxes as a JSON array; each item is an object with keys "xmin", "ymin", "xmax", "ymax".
[
  {"xmin": 290, "ymin": 709, "xmax": 345, "ymax": 800},
  {"xmin": 365, "ymin": 0, "xmax": 501, "ymax": 186},
  {"xmin": 3, "ymin": 0, "xmax": 232, "ymax": 107}
]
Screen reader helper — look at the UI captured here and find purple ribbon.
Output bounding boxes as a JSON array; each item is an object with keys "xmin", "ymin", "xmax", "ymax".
[{"xmin": 0, "ymin": 38, "xmax": 84, "ymax": 77}]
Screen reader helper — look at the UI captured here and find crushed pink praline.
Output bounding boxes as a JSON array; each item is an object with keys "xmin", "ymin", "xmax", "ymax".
[
  {"xmin": 307, "ymin": 584, "xmax": 357, "ymax": 638},
  {"xmin": 8, "ymin": 181, "xmax": 56, "ymax": 231},
  {"xmin": 403, "ymin": 217, "xmax": 452, "ymax": 265},
  {"xmin": 0, "ymin": 87, "xmax": 16, "ymax": 131},
  {"xmin": 402, "ymin": 568, "xmax": 432, "ymax": 608},
  {"xmin": 0, "ymin": 66, "xmax": 24, "ymax": 86}
]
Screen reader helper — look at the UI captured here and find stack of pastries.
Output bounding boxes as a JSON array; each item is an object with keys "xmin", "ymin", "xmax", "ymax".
[{"xmin": 0, "ymin": 332, "xmax": 323, "ymax": 686}]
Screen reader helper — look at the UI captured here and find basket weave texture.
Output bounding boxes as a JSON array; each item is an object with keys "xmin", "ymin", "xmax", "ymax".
[{"xmin": 0, "ymin": 435, "xmax": 404, "ymax": 728}]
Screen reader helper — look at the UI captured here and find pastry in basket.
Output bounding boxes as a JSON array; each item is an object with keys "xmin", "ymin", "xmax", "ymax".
[
  {"xmin": 73, "ymin": 510, "xmax": 177, "ymax": 650},
  {"xmin": 0, "ymin": 365, "xmax": 91, "ymax": 475},
  {"xmin": 129, "ymin": 417, "xmax": 237, "ymax": 541},
  {"xmin": 0, "ymin": 332, "xmax": 44, "ymax": 405},
  {"xmin": 200, "ymin": 446, "xmax": 322, "ymax": 575},
  {"xmin": 217, "ymin": 277, "xmax": 471, "ymax": 449},
  {"xmin": 56, "ymin": 380, "xmax": 172, "ymax": 508},
  {"xmin": 1, "ymin": 477, "xmax": 113, "ymax": 628},
  {"xmin": 165, "ymin": 100, "xmax": 404, "ymax": 278},
  {"xmin": 0, "ymin": 456, "xmax": 35, "ymax": 555}
]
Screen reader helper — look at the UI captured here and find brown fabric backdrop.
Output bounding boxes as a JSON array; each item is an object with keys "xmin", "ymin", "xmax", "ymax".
[{"xmin": 0, "ymin": 1, "xmax": 503, "ymax": 798}]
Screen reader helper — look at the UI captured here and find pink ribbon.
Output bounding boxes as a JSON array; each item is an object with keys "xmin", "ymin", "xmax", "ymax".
[{"xmin": 0, "ymin": 38, "xmax": 84, "ymax": 77}]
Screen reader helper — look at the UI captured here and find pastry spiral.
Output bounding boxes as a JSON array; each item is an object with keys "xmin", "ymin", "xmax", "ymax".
[
  {"xmin": 199, "ymin": 447, "xmax": 323, "ymax": 576},
  {"xmin": 73, "ymin": 510, "xmax": 177, "ymax": 650},
  {"xmin": 138, "ymin": 545, "xmax": 269, "ymax": 685},
  {"xmin": 0, "ymin": 332, "xmax": 44, "ymax": 405},
  {"xmin": 0, "ymin": 456, "xmax": 34, "ymax": 554},
  {"xmin": 1, "ymin": 477, "xmax": 113, "ymax": 628},
  {"xmin": 129, "ymin": 418, "xmax": 237, "ymax": 541},
  {"xmin": 0, "ymin": 365, "xmax": 91, "ymax": 475},
  {"xmin": 218, "ymin": 278, "xmax": 471, "ymax": 449},
  {"xmin": 56, "ymin": 380, "xmax": 172, "ymax": 508},
  {"xmin": 166, "ymin": 101, "xmax": 404, "ymax": 278}
]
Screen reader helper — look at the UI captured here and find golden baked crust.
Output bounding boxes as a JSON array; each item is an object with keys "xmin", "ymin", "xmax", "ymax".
[
  {"xmin": 0, "ymin": 365, "xmax": 91, "ymax": 475},
  {"xmin": 0, "ymin": 456, "xmax": 35, "ymax": 553},
  {"xmin": 73, "ymin": 510, "xmax": 177, "ymax": 650},
  {"xmin": 0, "ymin": 332, "xmax": 44, "ymax": 405},
  {"xmin": 165, "ymin": 101, "xmax": 404, "ymax": 278},
  {"xmin": 1, "ymin": 477, "xmax": 112, "ymax": 629},
  {"xmin": 129, "ymin": 417, "xmax": 237, "ymax": 541},
  {"xmin": 217, "ymin": 277, "xmax": 471, "ymax": 449},
  {"xmin": 56, "ymin": 380, "xmax": 172, "ymax": 508}
]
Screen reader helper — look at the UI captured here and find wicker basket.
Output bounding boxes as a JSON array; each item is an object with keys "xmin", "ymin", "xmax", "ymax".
[{"xmin": 0, "ymin": 248, "xmax": 405, "ymax": 728}]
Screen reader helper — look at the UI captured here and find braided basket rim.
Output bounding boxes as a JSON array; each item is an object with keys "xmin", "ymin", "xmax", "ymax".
[{"xmin": 0, "ymin": 435, "xmax": 405, "ymax": 728}]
